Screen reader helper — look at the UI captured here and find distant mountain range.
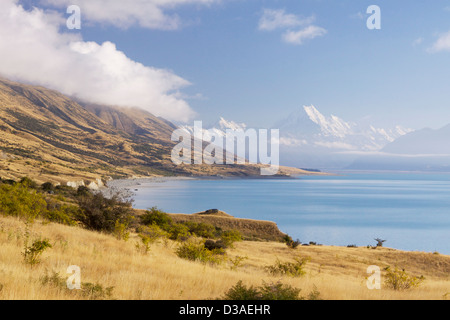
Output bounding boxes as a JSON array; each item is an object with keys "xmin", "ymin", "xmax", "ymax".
[
  {"xmin": 187, "ymin": 105, "xmax": 414, "ymax": 170},
  {"xmin": 347, "ymin": 124, "xmax": 450, "ymax": 172},
  {"xmin": 276, "ymin": 105, "xmax": 412, "ymax": 152}
]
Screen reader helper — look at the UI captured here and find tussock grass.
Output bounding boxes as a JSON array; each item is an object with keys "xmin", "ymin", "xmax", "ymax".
[{"xmin": 0, "ymin": 215, "xmax": 449, "ymax": 300}]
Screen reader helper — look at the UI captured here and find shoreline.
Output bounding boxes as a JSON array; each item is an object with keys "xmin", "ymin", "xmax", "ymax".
[{"xmin": 104, "ymin": 173, "xmax": 321, "ymax": 192}]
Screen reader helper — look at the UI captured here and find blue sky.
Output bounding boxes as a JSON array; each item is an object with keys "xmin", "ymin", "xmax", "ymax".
[{"xmin": 8, "ymin": 1, "xmax": 450, "ymax": 129}]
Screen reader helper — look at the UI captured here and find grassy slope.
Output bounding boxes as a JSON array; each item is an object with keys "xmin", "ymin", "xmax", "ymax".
[{"xmin": 1, "ymin": 214, "xmax": 449, "ymax": 300}]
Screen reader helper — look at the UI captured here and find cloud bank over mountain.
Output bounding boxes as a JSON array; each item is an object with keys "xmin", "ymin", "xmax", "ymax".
[{"xmin": 0, "ymin": 0, "xmax": 198, "ymax": 122}]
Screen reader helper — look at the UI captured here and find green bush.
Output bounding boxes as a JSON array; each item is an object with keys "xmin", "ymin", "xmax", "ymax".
[
  {"xmin": 220, "ymin": 230, "xmax": 242, "ymax": 248},
  {"xmin": 168, "ymin": 223, "xmax": 191, "ymax": 241},
  {"xmin": 222, "ymin": 281, "xmax": 303, "ymax": 300},
  {"xmin": 113, "ymin": 219, "xmax": 130, "ymax": 241},
  {"xmin": 140, "ymin": 207, "xmax": 172, "ymax": 229},
  {"xmin": 40, "ymin": 270, "xmax": 114, "ymax": 300},
  {"xmin": 75, "ymin": 191, "xmax": 134, "ymax": 233},
  {"xmin": 384, "ymin": 266, "xmax": 425, "ymax": 290},
  {"xmin": 135, "ymin": 234, "xmax": 152, "ymax": 255},
  {"xmin": 23, "ymin": 238, "xmax": 52, "ymax": 267},
  {"xmin": 182, "ymin": 221, "xmax": 217, "ymax": 239},
  {"xmin": 136, "ymin": 225, "xmax": 169, "ymax": 242},
  {"xmin": 204, "ymin": 239, "xmax": 227, "ymax": 252},
  {"xmin": 0, "ymin": 183, "xmax": 48, "ymax": 222},
  {"xmin": 81, "ymin": 282, "xmax": 114, "ymax": 300},
  {"xmin": 265, "ymin": 257, "xmax": 309, "ymax": 277},
  {"xmin": 222, "ymin": 281, "xmax": 260, "ymax": 300},
  {"xmin": 229, "ymin": 255, "xmax": 248, "ymax": 271},
  {"xmin": 135, "ymin": 225, "xmax": 169, "ymax": 254},
  {"xmin": 283, "ymin": 234, "xmax": 301, "ymax": 249},
  {"xmin": 19, "ymin": 177, "xmax": 38, "ymax": 189},
  {"xmin": 175, "ymin": 240, "xmax": 224, "ymax": 265},
  {"xmin": 45, "ymin": 199, "xmax": 78, "ymax": 226}
]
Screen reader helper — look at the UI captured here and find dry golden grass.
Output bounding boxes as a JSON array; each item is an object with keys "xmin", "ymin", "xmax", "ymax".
[{"xmin": 0, "ymin": 215, "xmax": 449, "ymax": 300}]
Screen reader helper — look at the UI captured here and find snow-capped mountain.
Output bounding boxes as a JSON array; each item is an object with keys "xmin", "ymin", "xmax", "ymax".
[
  {"xmin": 276, "ymin": 105, "xmax": 412, "ymax": 152},
  {"xmin": 177, "ymin": 106, "xmax": 413, "ymax": 169},
  {"xmin": 178, "ymin": 117, "xmax": 248, "ymax": 142}
]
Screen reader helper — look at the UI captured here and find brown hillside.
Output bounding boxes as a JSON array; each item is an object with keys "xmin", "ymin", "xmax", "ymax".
[{"xmin": 0, "ymin": 78, "xmax": 320, "ymax": 186}]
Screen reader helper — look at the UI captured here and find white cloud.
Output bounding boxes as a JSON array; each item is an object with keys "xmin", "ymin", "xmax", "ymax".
[
  {"xmin": 282, "ymin": 25, "xmax": 327, "ymax": 45},
  {"xmin": 412, "ymin": 37, "xmax": 424, "ymax": 47},
  {"xmin": 41, "ymin": 0, "xmax": 217, "ymax": 30},
  {"xmin": 0, "ymin": 0, "xmax": 196, "ymax": 122},
  {"xmin": 350, "ymin": 12, "xmax": 365, "ymax": 20},
  {"xmin": 258, "ymin": 8, "xmax": 314, "ymax": 31},
  {"xmin": 428, "ymin": 31, "xmax": 450, "ymax": 53},
  {"xmin": 259, "ymin": 8, "xmax": 326, "ymax": 46}
]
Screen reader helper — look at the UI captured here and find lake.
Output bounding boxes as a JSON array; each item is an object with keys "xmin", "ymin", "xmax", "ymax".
[{"xmin": 129, "ymin": 173, "xmax": 450, "ymax": 254}]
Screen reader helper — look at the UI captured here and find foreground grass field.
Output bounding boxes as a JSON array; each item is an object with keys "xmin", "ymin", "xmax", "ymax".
[{"xmin": 1, "ymin": 215, "xmax": 449, "ymax": 300}]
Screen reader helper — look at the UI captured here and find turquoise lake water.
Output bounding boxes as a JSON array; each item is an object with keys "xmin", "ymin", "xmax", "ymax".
[{"xmin": 131, "ymin": 173, "xmax": 450, "ymax": 254}]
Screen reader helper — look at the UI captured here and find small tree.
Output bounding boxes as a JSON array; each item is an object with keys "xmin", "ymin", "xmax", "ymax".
[
  {"xmin": 283, "ymin": 234, "xmax": 301, "ymax": 249},
  {"xmin": 23, "ymin": 237, "xmax": 52, "ymax": 267},
  {"xmin": 375, "ymin": 238, "xmax": 386, "ymax": 247},
  {"xmin": 76, "ymin": 190, "xmax": 134, "ymax": 233}
]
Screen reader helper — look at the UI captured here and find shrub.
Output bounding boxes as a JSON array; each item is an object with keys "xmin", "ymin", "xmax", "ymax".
[
  {"xmin": 76, "ymin": 191, "xmax": 134, "ymax": 233},
  {"xmin": 282, "ymin": 234, "xmax": 293, "ymax": 243},
  {"xmin": 265, "ymin": 257, "xmax": 309, "ymax": 277},
  {"xmin": 76, "ymin": 186, "xmax": 90, "ymax": 197},
  {"xmin": 40, "ymin": 270, "xmax": 66, "ymax": 288},
  {"xmin": 220, "ymin": 230, "xmax": 242, "ymax": 248},
  {"xmin": 113, "ymin": 219, "xmax": 130, "ymax": 241},
  {"xmin": 283, "ymin": 235, "xmax": 301, "ymax": 249},
  {"xmin": 81, "ymin": 282, "xmax": 114, "ymax": 300},
  {"xmin": 0, "ymin": 183, "xmax": 48, "ymax": 222},
  {"xmin": 135, "ymin": 234, "xmax": 152, "ymax": 255},
  {"xmin": 45, "ymin": 199, "xmax": 78, "ymax": 225},
  {"xmin": 134, "ymin": 225, "xmax": 170, "ymax": 254},
  {"xmin": 259, "ymin": 281, "xmax": 303, "ymax": 300},
  {"xmin": 287, "ymin": 239, "xmax": 301, "ymax": 249},
  {"xmin": 204, "ymin": 239, "xmax": 227, "ymax": 253},
  {"xmin": 175, "ymin": 240, "xmax": 224, "ymax": 265},
  {"xmin": 19, "ymin": 177, "xmax": 38, "ymax": 189},
  {"xmin": 375, "ymin": 238, "xmax": 386, "ymax": 247},
  {"xmin": 182, "ymin": 221, "xmax": 217, "ymax": 239},
  {"xmin": 41, "ymin": 182, "xmax": 54, "ymax": 192},
  {"xmin": 23, "ymin": 238, "xmax": 52, "ymax": 267},
  {"xmin": 307, "ymin": 285, "xmax": 322, "ymax": 300},
  {"xmin": 136, "ymin": 225, "xmax": 169, "ymax": 243},
  {"xmin": 384, "ymin": 266, "xmax": 424, "ymax": 290},
  {"xmin": 140, "ymin": 207, "xmax": 172, "ymax": 230},
  {"xmin": 40, "ymin": 270, "xmax": 114, "ymax": 300},
  {"xmin": 222, "ymin": 281, "xmax": 260, "ymax": 300},
  {"xmin": 229, "ymin": 255, "xmax": 248, "ymax": 271},
  {"xmin": 168, "ymin": 223, "xmax": 191, "ymax": 241},
  {"xmin": 222, "ymin": 281, "xmax": 303, "ymax": 300}
]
